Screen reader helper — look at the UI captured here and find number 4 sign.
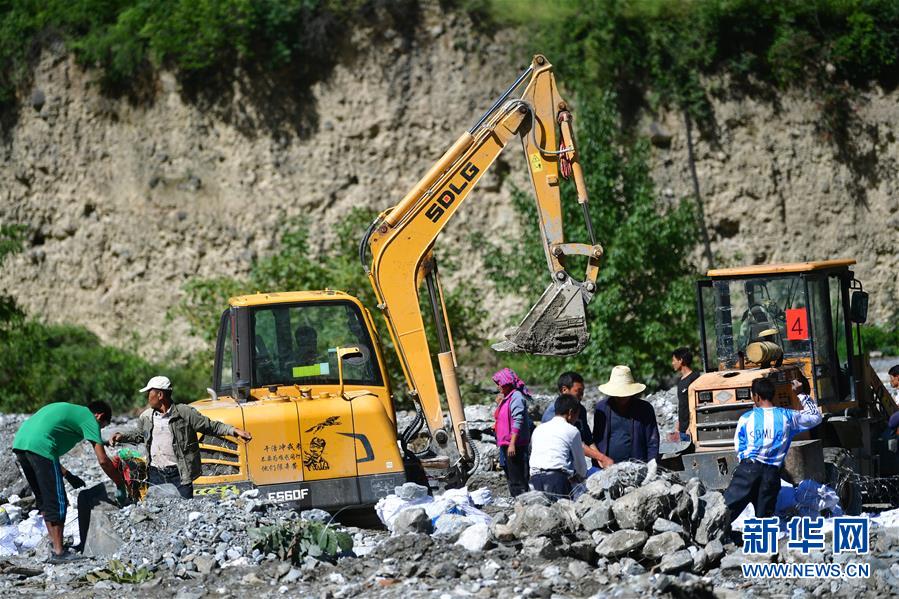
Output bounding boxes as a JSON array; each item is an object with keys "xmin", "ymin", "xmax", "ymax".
[{"xmin": 786, "ymin": 308, "xmax": 809, "ymax": 340}]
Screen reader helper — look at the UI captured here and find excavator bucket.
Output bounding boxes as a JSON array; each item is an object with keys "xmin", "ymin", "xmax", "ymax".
[{"xmin": 492, "ymin": 279, "xmax": 590, "ymax": 356}]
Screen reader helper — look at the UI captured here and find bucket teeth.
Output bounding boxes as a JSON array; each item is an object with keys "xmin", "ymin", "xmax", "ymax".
[{"xmin": 492, "ymin": 280, "xmax": 589, "ymax": 356}]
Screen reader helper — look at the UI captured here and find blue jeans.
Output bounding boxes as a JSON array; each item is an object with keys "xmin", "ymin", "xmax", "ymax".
[{"xmin": 148, "ymin": 466, "xmax": 194, "ymax": 499}]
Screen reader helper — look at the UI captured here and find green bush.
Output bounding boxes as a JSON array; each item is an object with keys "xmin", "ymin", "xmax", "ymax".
[
  {"xmin": 0, "ymin": 0, "xmax": 401, "ymax": 104},
  {"xmin": 0, "ymin": 319, "xmax": 208, "ymax": 414},
  {"xmin": 862, "ymin": 323, "xmax": 899, "ymax": 356},
  {"xmin": 476, "ymin": 91, "xmax": 698, "ymax": 386}
]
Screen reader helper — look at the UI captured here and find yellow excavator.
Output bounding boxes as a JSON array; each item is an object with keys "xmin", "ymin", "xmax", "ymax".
[{"xmin": 187, "ymin": 55, "xmax": 603, "ymax": 508}]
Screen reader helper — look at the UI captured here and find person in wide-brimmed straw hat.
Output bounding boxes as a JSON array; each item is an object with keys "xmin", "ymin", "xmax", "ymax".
[{"xmin": 592, "ymin": 365, "xmax": 660, "ymax": 465}]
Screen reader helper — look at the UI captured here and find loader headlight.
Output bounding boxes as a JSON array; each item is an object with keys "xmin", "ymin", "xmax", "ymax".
[
  {"xmin": 736, "ymin": 387, "xmax": 751, "ymax": 400},
  {"xmin": 697, "ymin": 391, "xmax": 713, "ymax": 404}
]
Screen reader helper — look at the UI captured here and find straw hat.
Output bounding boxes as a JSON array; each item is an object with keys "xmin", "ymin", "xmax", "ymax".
[{"xmin": 598, "ymin": 365, "xmax": 646, "ymax": 397}]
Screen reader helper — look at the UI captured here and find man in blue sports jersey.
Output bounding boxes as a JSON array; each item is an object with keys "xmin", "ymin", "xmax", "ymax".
[{"xmin": 723, "ymin": 375, "xmax": 822, "ymax": 519}]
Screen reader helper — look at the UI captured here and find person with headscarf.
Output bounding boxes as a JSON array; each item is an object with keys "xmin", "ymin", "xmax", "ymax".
[{"xmin": 492, "ymin": 367, "xmax": 532, "ymax": 497}]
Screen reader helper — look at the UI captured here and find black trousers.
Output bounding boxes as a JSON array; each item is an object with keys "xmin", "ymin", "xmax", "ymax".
[
  {"xmin": 723, "ymin": 459, "xmax": 781, "ymax": 518},
  {"xmin": 14, "ymin": 449, "xmax": 67, "ymax": 523},
  {"xmin": 500, "ymin": 445, "xmax": 529, "ymax": 497},
  {"xmin": 530, "ymin": 470, "xmax": 572, "ymax": 500},
  {"xmin": 148, "ymin": 466, "xmax": 194, "ymax": 499}
]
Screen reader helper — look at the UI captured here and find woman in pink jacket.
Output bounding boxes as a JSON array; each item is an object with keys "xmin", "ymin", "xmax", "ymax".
[{"xmin": 493, "ymin": 367, "xmax": 532, "ymax": 497}]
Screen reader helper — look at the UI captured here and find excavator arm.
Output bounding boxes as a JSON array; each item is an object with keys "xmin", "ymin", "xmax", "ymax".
[{"xmin": 360, "ymin": 55, "xmax": 602, "ymax": 479}]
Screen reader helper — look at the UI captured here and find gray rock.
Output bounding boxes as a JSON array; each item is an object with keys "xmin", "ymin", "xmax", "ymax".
[
  {"xmin": 586, "ymin": 462, "xmax": 647, "ymax": 499},
  {"xmin": 146, "ymin": 484, "xmax": 183, "ymax": 499},
  {"xmin": 394, "ymin": 507, "xmax": 433, "ymax": 535},
  {"xmin": 456, "ymin": 522, "xmax": 491, "ymax": 552},
  {"xmin": 299, "ymin": 508, "xmax": 331, "ymax": 523},
  {"xmin": 522, "ymin": 536, "xmax": 559, "ymax": 559},
  {"xmin": 642, "ymin": 531, "xmax": 685, "ymax": 560},
  {"xmin": 491, "ymin": 521, "xmax": 516, "ymax": 543},
  {"xmin": 510, "ymin": 503, "xmax": 565, "ymax": 538},
  {"xmin": 394, "ymin": 482, "xmax": 429, "ymax": 500},
  {"xmin": 565, "ymin": 539, "xmax": 596, "ymax": 563},
  {"xmin": 619, "ymin": 556, "xmax": 646, "ymax": 576},
  {"xmin": 704, "ymin": 539, "xmax": 725, "ymax": 563},
  {"xmin": 691, "ymin": 548, "xmax": 709, "ymax": 573},
  {"xmin": 659, "ymin": 549, "xmax": 693, "ymax": 573},
  {"xmin": 611, "ymin": 479, "xmax": 676, "ymax": 531},
  {"xmin": 84, "ymin": 506, "xmax": 124, "ymax": 557},
  {"xmin": 568, "ymin": 560, "xmax": 590, "ymax": 579},
  {"xmin": 581, "ymin": 500, "xmax": 614, "ymax": 532},
  {"xmin": 282, "ymin": 567, "xmax": 302, "ymax": 583},
  {"xmin": 652, "ymin": 518, "xmax": 685, "ymax": 535},
  {"xmin": 194, "ymin": 555, "xmax": 215, "ymax": 575},
  {"xmin": 694, "ymin": 492, "xmax": 728, "ymax": 545},
  {"xmin": 596, "ymin": 529, "xmax": 648, "ymax": 558},
  {"xmin": 515, "ymin": 490, "xmax": 552, "ymax": 506}
]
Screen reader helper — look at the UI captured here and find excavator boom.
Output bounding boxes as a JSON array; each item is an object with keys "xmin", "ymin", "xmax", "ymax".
[{"xmin": 361, "ymin": 55, "xmax": 601, "ymax": 479}]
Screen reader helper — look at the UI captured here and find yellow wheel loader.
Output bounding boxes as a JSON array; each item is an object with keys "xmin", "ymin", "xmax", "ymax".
[
  {"xmin": 188, "ymin": 55, "xmax": 604, "ymax": 509},
  {"xmin": 667, "ymin": 259, "xmax": 898, "ymax": 513}
]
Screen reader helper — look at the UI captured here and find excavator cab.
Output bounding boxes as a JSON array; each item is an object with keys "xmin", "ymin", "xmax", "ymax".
[{"xmin": 190, "ymin": 290, "xmax": 406, "ymax": 508}]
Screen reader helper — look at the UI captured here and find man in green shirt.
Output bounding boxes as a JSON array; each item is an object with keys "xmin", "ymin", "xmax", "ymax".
[{"xmin": 12, "ymin": 401, "xmax": 126, "ymax": 563}]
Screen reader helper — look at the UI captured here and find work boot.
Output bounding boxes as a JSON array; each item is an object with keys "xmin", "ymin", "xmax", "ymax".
[{"xmin": 47, "ymin": 549, "xmax": 86, "ymax": 564}]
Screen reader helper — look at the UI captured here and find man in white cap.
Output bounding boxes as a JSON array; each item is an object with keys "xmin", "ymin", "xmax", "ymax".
[
  {"xmin": 111, "ymin": 376, "xmax": 252, "ymax": 498},
  {"xmin": 592, "ymin": 365, "xmax": 660, "ymax": 464}
]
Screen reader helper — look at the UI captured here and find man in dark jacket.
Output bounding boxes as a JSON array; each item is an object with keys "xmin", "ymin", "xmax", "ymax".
[
  {"xmin": 111, "ymin": 376, "xmax": 252, "ymax": 498},
  {"xmin": 593, "ymin": 365, "xmax": 660, "ymax": 464}
]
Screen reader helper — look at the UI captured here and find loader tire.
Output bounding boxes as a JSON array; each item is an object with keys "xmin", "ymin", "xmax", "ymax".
[{"xmin": 823, "ymin": 447, "xmax": 863, "ymax": 516}]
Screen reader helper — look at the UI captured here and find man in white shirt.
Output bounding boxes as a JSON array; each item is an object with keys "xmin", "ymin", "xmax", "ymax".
[{"xmin": 529, "ymin": 394, "xmax": 588, "ymax": 499}]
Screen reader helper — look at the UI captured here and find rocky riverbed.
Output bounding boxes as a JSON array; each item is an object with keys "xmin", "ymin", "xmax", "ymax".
[{"xmin": 2, "ymin": 372, "xmax": 899, "ymax": 598}]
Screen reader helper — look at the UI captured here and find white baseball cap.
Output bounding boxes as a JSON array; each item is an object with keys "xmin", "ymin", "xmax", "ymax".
[{"xmin": 139, "ymin": 375, "xmax": 172, "ymax": 393}]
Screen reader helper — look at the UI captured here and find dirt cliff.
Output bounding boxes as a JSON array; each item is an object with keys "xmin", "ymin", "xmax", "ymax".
[{"xmin": 1, "ymin": 7, "xmax": 897, "ymax": 359}]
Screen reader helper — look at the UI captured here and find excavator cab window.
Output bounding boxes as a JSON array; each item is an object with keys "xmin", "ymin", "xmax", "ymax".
[{"xmin": 249, "ymin": 301, "xmax": 383, "ymax": 388}]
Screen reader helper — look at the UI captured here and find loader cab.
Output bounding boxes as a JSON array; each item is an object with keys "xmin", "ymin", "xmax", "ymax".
[{"xmin": 696, "ymin": 259, "xmax": 865, "ymax": 410}]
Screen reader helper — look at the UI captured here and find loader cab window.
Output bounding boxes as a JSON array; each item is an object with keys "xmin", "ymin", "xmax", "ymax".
[
  {"xmin": 699, "ymin": 276, "xmax": 811, "ymax": 370},
  {"xmin": 250, "ymin": 301, "xmax": 383, "ymax": 388}
]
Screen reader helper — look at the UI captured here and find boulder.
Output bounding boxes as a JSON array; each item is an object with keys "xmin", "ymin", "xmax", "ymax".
[
  {"xmin": 586, "ymin": 462, "xmax": 647, "ymax": 500},
  {"xmin": 596, "ymin": 530, "xmax": 648, "ymax": 558},
  {"xmin": 581, "ymin": 500, "xmax": 615, "ymax": 532},
  {"xmin": 564, "ymin": 539, "xmax": 597, "ymax": 564},
  {"xmin": 575, "ymin": 492, "xmax": 603, "ymax": 517},
  {"xmin": 394, "ymin": 482, "xmax": 429, "ymax": 500},
  {"xmin": 83, "ymin": 505, "xmax": 124, "ymax": 557},
  {"xmin": 641, "ymin": 531, "xmax": 685, "ymax": 560},
  {"xmin": 658, "ymin": 549, "xmax": 693, "ymax": 573},
  {"xmin": 456, "ymin": 523, "xmax": 492, "ymax": 552},
  {"xmin": 393, "ymin": 507, "xmax": 432, "ymax": 535},
  {"xmin": 522, "ymin": 536, "xmax": 559, "ymax": 559},
  {"xmin": 652, "ymin": 518, "xmax": 685, "ymax": 535},
  {"xmin": 491, "ymin": 521, "xmax": 516, "ymax": 543},
  {"xmin": 510, "ymin": 503, "xmax": 565, "ymax": 538},
  {"xmin": 704, "ymin": 539, "xmax": 725, "ymax": 564},
  {"xmin": 694, "ymin": 492, "xmax": 728, "ymax": 545},
  {"xmin": 514, "ymin": 490, "xmax": 552, "ymax": 506},
  {"xmin": 611, "ymin": 479, "xmax": 676, "ymax": 531}
]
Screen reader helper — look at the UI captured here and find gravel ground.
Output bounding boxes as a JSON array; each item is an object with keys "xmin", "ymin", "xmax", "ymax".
[{"xmin": 1, "ymin": 361, "xmax": 896, "ymax": 598}]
